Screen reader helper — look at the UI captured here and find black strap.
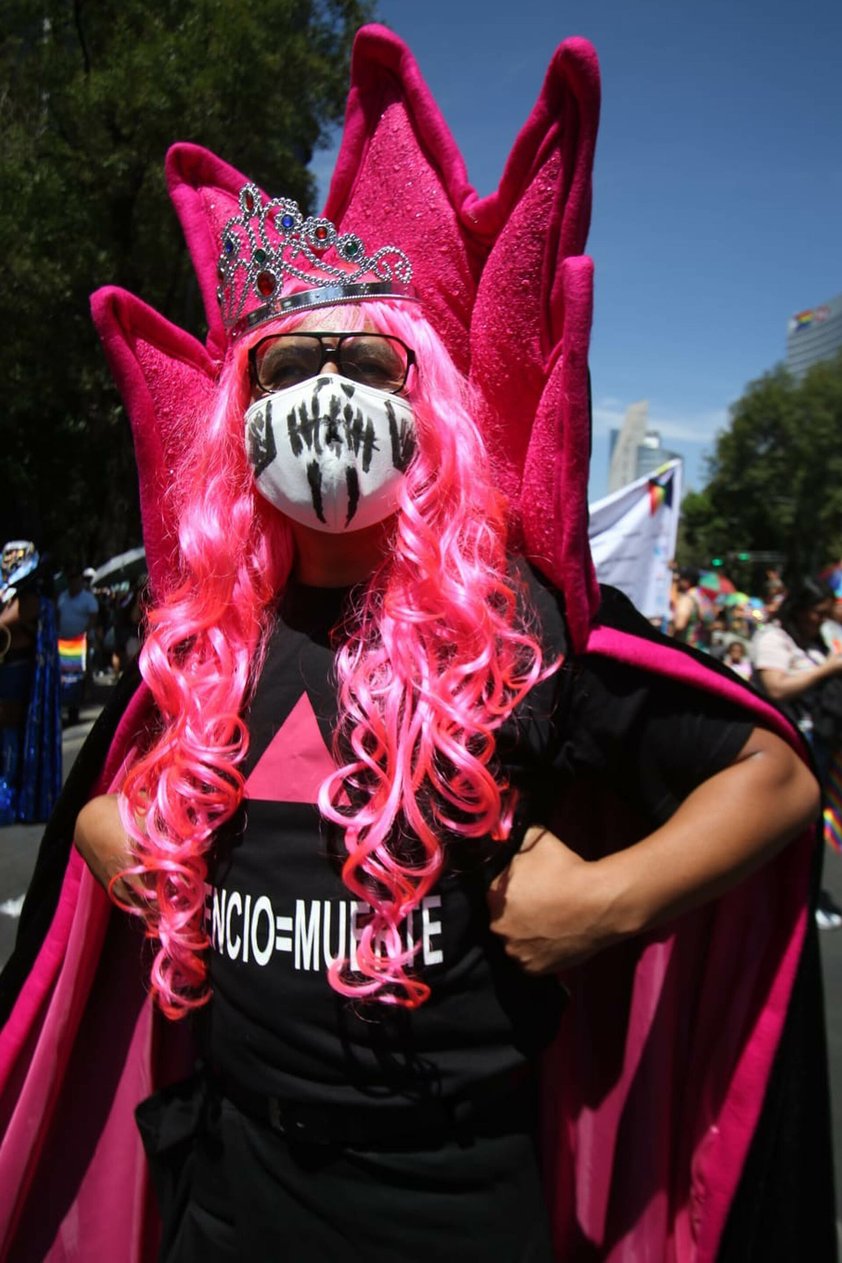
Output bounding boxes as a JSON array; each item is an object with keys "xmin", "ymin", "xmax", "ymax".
[{"xmin": 210, "ymin": 1064, "xmax": 533, "ymax": 1147}]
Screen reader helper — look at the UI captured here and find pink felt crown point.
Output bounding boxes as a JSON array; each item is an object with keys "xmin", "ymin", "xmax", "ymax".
[{"xmin": 90, "ymin": 285, "xmax": 218, "ymax": 602}]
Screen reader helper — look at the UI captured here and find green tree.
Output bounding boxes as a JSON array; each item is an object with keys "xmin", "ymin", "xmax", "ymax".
[
  {"xmin": 0, "ymin": 0, "xmax": 373, "ymax": 566},
  {"xmin": 677, "ymin": 351, "xmax": 842, "ymax": 581}
]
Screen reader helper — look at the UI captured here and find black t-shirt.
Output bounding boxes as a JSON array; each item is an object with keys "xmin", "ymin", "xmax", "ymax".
[{"xmin": 204, "ymin": 568, "xmax": 752, "ymax": 1107}]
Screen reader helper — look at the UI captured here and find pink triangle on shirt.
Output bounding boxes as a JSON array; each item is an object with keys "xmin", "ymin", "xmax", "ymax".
[{"xmin": 245, "ymin": 692, "xmax": 337, "ymax": 803}]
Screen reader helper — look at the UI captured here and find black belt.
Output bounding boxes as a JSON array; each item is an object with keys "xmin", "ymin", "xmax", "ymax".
[{"xmin": 210, "ymin": 1064, "xmax": 534, "ymax": 1148}]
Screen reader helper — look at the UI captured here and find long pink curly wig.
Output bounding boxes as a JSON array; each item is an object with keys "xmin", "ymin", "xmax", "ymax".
[{"xmin": 118, "ymin": 297, "xmax": 553, "ymax": 1017}]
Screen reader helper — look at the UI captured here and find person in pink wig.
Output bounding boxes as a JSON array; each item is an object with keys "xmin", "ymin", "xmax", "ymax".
[{"xmin": 0, "ymin": 26, "xmax": 835, "ymax": 1263}]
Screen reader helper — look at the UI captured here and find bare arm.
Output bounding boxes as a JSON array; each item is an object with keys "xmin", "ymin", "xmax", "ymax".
[
  {"xmin": 0, "ymin": 591, "xmax": 41, "ymax": 652},
  {"xmin": 488, "ymin": 727, "xmax": 819, "ymax": 975},
  {"xmin": 672, "ymin": 591, "xmax": 694, "ymax": 635},
  {"xmin": 758, "ymin": 655, "xmax": 842, "ymax": 702},
  {"xmin": 75, "ymin": 793, "xmax": 143, "ymax": 907}
]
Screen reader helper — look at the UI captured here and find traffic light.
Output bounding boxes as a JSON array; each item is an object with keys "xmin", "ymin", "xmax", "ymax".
[
  {"xmin": 711, "ymin": 557, "xmax": 724, "ymax": 567},
  {"xmin": 737, "ymin": 552, "xmax": 750, "ymax": 562}
]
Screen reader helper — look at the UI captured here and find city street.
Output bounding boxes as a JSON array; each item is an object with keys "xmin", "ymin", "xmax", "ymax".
[{"xmin": 2, "ymin": 697, "xmax": 842, "ymax": 1242}]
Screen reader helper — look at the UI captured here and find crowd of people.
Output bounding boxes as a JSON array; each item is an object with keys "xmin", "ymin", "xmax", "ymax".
[
  {"xmin": 668, "ymin": 564, "xmax": 842, "ymax": 668},
  {"xmin": 84, "ymin": 576, "xmax": 147, "ymax": 681},
  {"xmin": 0, "ymin": 543, "xmax": 147, "ymax": 823},
  {"xmin": 669, "ymin": 563, "xmax": 842, "ymax": 928}
]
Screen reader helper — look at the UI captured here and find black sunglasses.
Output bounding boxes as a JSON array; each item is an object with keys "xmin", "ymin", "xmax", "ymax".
[{"xmin": 248, "ymin": 332, "xmax": 415, "ymax": 397}]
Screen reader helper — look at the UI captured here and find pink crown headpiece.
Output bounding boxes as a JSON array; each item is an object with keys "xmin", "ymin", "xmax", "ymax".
[
  {"xmin": 218, "ymin": 183, "xmax": 417, "ymax": 336},
  {"xmin": 91, "ymin": 24, "xmax": 601, "ymax": 650}
]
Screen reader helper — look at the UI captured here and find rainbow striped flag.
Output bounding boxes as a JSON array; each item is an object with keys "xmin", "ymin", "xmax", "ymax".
[
  {"xmin": 647, "ymin": 468, "xmax": 675, "ymax": 516},
  {"xmin": 823, "ymin": 748, "xmax": 842, "ymax": 853},
  {"xmin": 58, "ymin": 635, "xmax": 87, "ymax": 679}
]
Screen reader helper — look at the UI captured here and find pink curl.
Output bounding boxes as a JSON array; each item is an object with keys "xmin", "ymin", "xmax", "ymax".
[{"xmin": 118, "ymin": 340, "xmax": 294, "ymax": 1017}]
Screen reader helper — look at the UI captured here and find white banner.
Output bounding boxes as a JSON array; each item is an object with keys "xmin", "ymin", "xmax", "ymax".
[{"xmin": 588, "ymin": 459, "xmax": 683, "ymax": 622}]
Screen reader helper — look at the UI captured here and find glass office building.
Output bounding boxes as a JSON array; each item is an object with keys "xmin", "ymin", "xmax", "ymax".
[{"xmin": 786, "ymin": 292, "xmax": 842, "ymax": 379}]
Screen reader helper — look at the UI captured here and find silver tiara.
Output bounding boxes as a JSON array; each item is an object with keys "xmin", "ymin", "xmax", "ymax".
[{"xmin": 217, "ymin": 185, "xmax": 417, "ymax": 336}]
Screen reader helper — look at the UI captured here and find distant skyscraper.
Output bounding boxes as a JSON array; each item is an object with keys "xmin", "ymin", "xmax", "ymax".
[
  {"xmin": 608, "ymin": 403, "xmax": 682, "ymax": 492},
  {"xmin": 786, "ymin": 292, "xmax": 842, "ymax": 379},
  {"xmin": 635, "ymin": 430, "xmax": 681, "ymax": 480},
  {"xmin": 608, "ymin": 400, "xmax": 648, "ymax": 492}
]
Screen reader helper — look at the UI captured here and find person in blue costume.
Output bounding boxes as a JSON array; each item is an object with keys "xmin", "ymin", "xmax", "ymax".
[{"xmin": 0, "ymin": 540, "xmax": 61, "ymax": 825}]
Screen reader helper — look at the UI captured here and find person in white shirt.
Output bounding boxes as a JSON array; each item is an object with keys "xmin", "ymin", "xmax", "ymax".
[{"xmin": 752, "ymin": 578, "xmax": 842, "ymax": 928}]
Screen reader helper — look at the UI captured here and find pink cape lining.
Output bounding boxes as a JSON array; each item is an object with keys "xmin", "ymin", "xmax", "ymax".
[
  {"xmin": 0, "ymin": 24, "xmax": 817, "ymax": 1261},
  {"xmin": 538, "ymin": 627, "xmax": 812, "ymax": 1261}
]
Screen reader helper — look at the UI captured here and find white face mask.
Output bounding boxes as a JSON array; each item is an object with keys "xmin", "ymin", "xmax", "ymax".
[{"xmin": 244, "ymin": 375, "xmax": 416, "ymax": 534}]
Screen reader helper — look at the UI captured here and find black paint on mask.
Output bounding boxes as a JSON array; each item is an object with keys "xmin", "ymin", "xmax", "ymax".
[
  {"xmin": 284, "ymin": 381, "xmax": 384, "ymax": 479},
  {"xmin": 387, "ymin": 399, "xmax": 416, "ymax": 472},
  {"xmin": 306, "ymin": 460, "xmax": 326, "ymax": 524},
  {"xmin": 345, "ymin": 467, "xmax": 361, "ymax": 526},
  {"xmin": 246, "ymin": 398, "xmax": 277, "ymax": 478}
]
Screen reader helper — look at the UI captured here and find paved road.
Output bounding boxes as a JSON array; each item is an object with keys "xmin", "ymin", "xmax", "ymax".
[{"xmin": 2, "ymin": 692, "xmax": 842, "ymax": 1236}]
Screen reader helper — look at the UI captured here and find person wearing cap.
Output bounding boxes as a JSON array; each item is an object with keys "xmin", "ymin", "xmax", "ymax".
[{"xmin": 0, "ymin": 27, "xmax": 833, "ymax": 1263}]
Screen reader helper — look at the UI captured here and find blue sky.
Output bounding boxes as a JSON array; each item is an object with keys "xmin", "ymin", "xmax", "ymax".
[{"xmin": 313, "ymin": 0, "xmax": 842, "ymax": 499}]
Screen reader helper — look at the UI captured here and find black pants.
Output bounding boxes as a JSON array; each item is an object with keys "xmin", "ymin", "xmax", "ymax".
[{"xmin": 154, "ymin": 1086, "xmax": 555, "ymax": 1263}]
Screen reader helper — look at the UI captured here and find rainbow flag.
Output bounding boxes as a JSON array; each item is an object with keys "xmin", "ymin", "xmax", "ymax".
[
  {"xmin": 647, "ymin": 468, "xmax": 675, "ymax": 516},
  {"xmin": 823, "ymin": 749, "xmax": 842, "ymax": 853},
  {"xmin": 58, "ymin": 635, "xmax": 87, "ymax": 679},
  {"xmin": 790, "ymin": 304, "xmax": 830, "ymax": 334}
]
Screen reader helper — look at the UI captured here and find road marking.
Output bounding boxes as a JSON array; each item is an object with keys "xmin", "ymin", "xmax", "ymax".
[{"xmin": 0, "ymin": 896, "xmax": 24, "ymax": 918}]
